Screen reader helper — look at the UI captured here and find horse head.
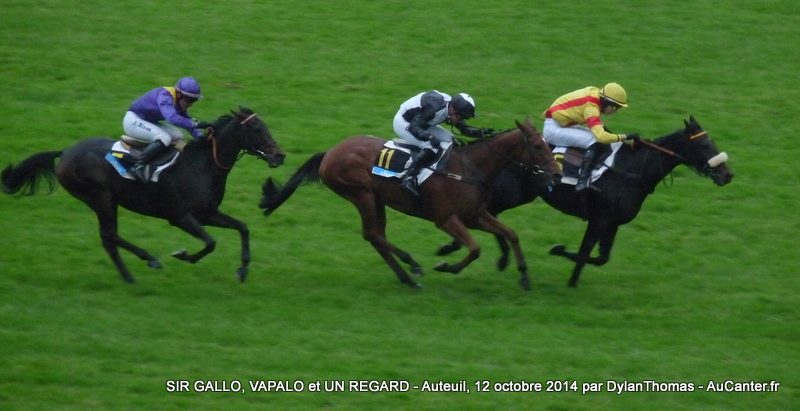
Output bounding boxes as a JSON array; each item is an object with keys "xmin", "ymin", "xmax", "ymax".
[
  {"xmin": 676, "ymin": 116, "xmax": 733, "ymax": 186},
  {"xmin": 211, "ymin": 107, "xmax": 286, "ymax": 168},
  {"xmin": 514, "ymin": 117, "xmax": 563, "ymax": 187}
]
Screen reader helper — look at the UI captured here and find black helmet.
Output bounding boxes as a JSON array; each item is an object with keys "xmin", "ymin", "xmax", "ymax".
[{"xmin": 450, "ymin": 93, "xmax": 476, "ymax": 118}]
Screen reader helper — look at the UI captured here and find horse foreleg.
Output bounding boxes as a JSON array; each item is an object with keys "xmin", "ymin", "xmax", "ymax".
[
  {"xmin": 198, "ymin": 211, "xmax": 251, "ymax": 282},
  {"xmin": 432, "ymin": 215, "xmax": 482, "ymax": 275},
  {"xmin": 435, "ymin": 239, "xmax": 462, "ymax": 256},
  {"xmin": 550, "ymin": 220, "xmax": 606, "ymax": 287},
  {"xmin": 169, "ymin": 214, "xmax": 217, "ymax": 264},
  {"xmin": 470, "ymin": 212, "xmax": 531, "ymax": 291},
  {"xmin": 436, "ymin": 233, "xmax": 510, "ymax": 272},
  {"xmin": 494, "ymin": 234, "xmax": 511, "ymax": 272}
]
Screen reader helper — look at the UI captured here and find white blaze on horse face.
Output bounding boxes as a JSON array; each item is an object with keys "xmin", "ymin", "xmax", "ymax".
[{"xmin": 707, "ymin": 152, "xmax": 728, "ymax": 168}]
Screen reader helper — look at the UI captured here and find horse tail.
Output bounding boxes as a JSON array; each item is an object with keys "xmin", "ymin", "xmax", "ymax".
[
  {"xmin": 1, "ymin": 151, "xmax": 63, "ymax": 196},
  {"xmin": 260, "ymin": 151, "xmax": 326, "ymax": 215}
]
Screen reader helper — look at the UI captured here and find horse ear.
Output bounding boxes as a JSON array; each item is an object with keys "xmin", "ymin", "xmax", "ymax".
[
  {"xmin": 689, "ymin": 115, "xmax": 697, "ymax": 125},
  {"xmin": 684, "ymin": 119, "xmax": 689, "ymax": 127},
  {"xmin": 525, "ymin": 116, "xmax": 536, "ymax": 130}
]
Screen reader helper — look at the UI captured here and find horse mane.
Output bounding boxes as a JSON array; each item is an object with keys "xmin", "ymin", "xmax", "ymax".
[
  {"xmin": 461, "ymin": 129, "xmax": 514, "ymax": 146},
  {"xmin": 651, "ymin": 127, "xmax": 685, "ymax": 146}
]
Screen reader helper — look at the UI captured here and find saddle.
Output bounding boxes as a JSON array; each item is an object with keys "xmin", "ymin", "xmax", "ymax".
[
  {"xmin": 551, "ymin": 142, "xmax": 624, "ymax": 186},
  {"xmin": 104, "ymin": 136, "xmax": 183, "ymax": 182},
  {"xmin": 371, "ymin": 139, "xmax": 452, "ymax": 185}
]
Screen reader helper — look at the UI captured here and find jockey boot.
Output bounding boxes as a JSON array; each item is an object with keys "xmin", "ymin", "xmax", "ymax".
[
  {"xmin": 130, "ymin": 140, "xmax": 167, "ymax": 183},
  {"xmin": 575, "ymin": 143, "xmax": 602, "ymax": 193},
  {"xmin": 400, "ymin": 148, "xmax": 437, "ymax": 196}
]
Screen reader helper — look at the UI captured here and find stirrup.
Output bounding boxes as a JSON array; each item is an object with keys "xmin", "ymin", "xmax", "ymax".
[
  {"xmin": 399, "ymin": 177, "xmax": 420, "ymax": 196},
  {"xmin": 131, "ymin": 165, "xmax": 150, "ymax": 183},
  {"xmin": 575, "ymin": 179, "xmax": 600, "ymax": 193}
]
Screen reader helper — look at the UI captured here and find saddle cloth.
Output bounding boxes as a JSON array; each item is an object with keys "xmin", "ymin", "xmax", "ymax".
[
  {"xmin": 552, "ymin": 141, "xmax": 624, "ymax": 186},
  {"xmin": 370, "ymin": 139, "xmax": 452, "ymax": 186},
  {"xmin": 104, "ymin": 139, "xmax": 180, "ymax": 182}
]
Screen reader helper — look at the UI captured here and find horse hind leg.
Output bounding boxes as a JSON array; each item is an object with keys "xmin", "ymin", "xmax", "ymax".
[
  {"xmin": 85, "ymin": 195, "xmax": 161, "ymax": 283},
  {"xmin": 353, "ymin": 195, "xmax": 422, "ymax": 288}
]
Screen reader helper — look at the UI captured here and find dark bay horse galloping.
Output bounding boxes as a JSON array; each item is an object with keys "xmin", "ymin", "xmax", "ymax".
[
  {"xmin": 260, "ymin": 118, "xmax": 562, "ymax": 290},
  {"xmin": 2, "ymin": 107, "xmax": 285, "ymax": 283},
  {"xmin": 437, "ymin": 116, "xmax": 734, "ymax": 287}
]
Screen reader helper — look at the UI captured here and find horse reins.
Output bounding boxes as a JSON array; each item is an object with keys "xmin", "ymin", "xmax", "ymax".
[
  {"xmin": 634, "ymin": 130, "xmax": 719, "ymax": 186},
  {"xmin": 635, "ymin": 131, "xmax": 706, "ymax": 163}
]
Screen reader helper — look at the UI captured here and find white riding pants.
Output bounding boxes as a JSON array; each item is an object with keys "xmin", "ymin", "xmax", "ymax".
[
  {"xmin": 393, "ymin": 112, "xmax": 454, "ymax": 150},
  {"xmin": 123, "ymin": 111, "xmax": 185, "ymax": 145},
  {"xmin": 542, "ymin": 118, "xmax": 597, "ymax": 149}
]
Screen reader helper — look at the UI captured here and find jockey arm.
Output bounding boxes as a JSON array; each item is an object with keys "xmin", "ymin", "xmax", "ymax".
[
  {"xmin": 156, "ymin": 89, "xmax": 204, "ymax": 139},
  {"xmin": 406, "ymin": 92, "xmax": 446, "ymax": 142},
  {"xmin": 454, "ymin": 121, "xmax": 493, "ymax": 139},
  {"xmin": 583, "ymin": 105, "xmax": 626, "ymax": 144}
]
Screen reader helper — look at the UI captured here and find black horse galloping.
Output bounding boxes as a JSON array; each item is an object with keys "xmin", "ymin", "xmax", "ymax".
[
  {"xmin": 2, "ymin": 107, "xmax": 285, "ymax": 283},
  {"xmin": 437, "ymin": 116, "xmax": 734, "ymax": 287}
]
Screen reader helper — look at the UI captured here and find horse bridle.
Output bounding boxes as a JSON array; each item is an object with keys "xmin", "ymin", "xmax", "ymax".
[
  {"xmin": 636, "ymin": 131, "xmax": 728, "ymax": 179},
  {"xmin": 207, "ymin": 112, "xmax": 276, "ymax": 169},
  {"xmin": 484, "ymin": 129, "xmax": 548, "ymax": 176}
]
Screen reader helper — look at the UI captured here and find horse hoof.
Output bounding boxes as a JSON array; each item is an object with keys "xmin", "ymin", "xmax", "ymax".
[
  {"xmin": 497, "ymin": 256, "xmax": 509, "ymax": 271},
  {"xmin": 171, "ymin": 249, "xmax": 188, "ymax": 260},
  {"xmin": 122, "ymin": 275, "xmax": 136, "ymax": 284},
  {"xmin": 519, "ymin": 278, "xmax": 531, "ymax": 291},
  {"xmin": 550, "ymin": 244, "xmax": 566, "ymax": 255},
  {"xmin": 147, "ymin": 260, "xmax": 162, "ymax": 269},
  {"xmin": 411, "ymin": 266, "xmax": 424, "ymax": 277},
  {"xmin": 411, "ymin": 282, "xmax": 424, "ymax": 290},
  {"xmin": 236, "ymin": 268, "xmax": 248, "ymax": 283}
]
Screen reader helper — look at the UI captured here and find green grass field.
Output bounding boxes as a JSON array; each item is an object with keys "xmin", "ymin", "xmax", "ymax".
[{"xmin": 1, "ymin": 1, "xmax": 798, "ymax": 410}]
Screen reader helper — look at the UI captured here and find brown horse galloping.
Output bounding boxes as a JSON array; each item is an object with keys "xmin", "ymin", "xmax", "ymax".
[{"xmin": 260, "ymin": 118, "xmax": 562, "ymax": 290}]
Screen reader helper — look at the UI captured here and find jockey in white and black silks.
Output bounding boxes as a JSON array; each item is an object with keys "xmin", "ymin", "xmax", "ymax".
[
  {"xmin": 393, "ymin": 90, "xmax": 492, "ymax": 196},
  {"xmin": 123, "ymin": 77, "xmax": 206, "ymax": 183}
]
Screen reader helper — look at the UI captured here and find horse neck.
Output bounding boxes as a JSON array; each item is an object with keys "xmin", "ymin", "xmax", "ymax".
[
  {"xmin": 460, "ymin": 130, "xmax": 523, "ymax": 182},
  {"xmin": 206, "ymin": 118, "xmax": 246, "ymax": 171},
  {"xmin": 624, "ymin": 130, "xmax": 684, "ymax": 188},
  {"xmin": 183, "ymin": 139, "xmax": 238, "ymax": 177}
]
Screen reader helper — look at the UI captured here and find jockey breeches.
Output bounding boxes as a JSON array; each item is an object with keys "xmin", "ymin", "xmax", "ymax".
[
  {"xmin": 542, "ymin": 118, "xmax": 597, "ymax": 149},
  {"xmin": 123, "ymin": 111, "xmax": 185, "ymax": 145},
  {"xmin": 393, "ymin": 113, "xmax": 454, "ymax": 150}
]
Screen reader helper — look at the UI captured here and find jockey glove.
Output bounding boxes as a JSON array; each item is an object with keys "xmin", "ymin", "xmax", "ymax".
[
  {"xmin": 626, "ymin": 133, "xmax": 642, "ymax": 142},
  {"xmin": 456, "ymin": 124, "xmax": 493, "ymax": 139}
]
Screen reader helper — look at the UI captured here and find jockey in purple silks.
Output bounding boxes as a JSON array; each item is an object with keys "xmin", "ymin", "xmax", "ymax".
[{"xmin": 123, "ymin": 77, "xmax": 205, "ymax": 183}]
